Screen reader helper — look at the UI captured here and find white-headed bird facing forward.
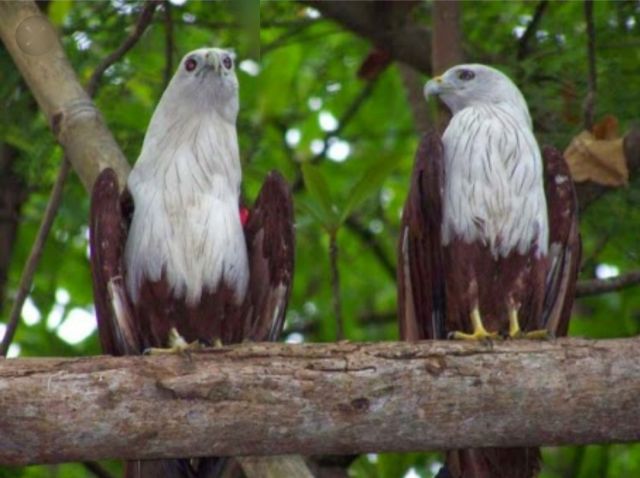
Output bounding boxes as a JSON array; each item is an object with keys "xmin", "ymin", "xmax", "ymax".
[
  {"xmin": 90, "ymin": 48, "xmax": 295, "ymax": 478},
  {"xmin": 398, "ymin": 64, "xmax": 580, "ymax": 477}
]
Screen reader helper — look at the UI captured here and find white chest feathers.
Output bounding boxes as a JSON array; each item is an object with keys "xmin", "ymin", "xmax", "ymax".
[
  {"xmin": 441, "ymin": 103, "xmax": 549, "ymax": 257},
  {"xmin": 124, "ymin": 113, "xmax": 249, "ymax": 305}
]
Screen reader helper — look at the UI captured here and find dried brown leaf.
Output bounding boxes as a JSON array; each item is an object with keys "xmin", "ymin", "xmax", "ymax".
[{"xmin": 564, "ymin": 116, "xmax": 629, "ymax": 187}]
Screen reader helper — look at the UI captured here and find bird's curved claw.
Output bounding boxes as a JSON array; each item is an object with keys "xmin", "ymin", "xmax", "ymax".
[{"xmin": 448, "ymin": 308, "xmax": 500, "ymax": 345}]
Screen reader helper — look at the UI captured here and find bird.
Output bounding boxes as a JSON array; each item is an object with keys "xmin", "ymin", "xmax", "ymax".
[
  {"xmin": 89, "ymin": 47, "xmax": 295, "ymax": 478},
  {"xmin": 397, "ymin": 64, "xmax": 580, "ymax": 477}
]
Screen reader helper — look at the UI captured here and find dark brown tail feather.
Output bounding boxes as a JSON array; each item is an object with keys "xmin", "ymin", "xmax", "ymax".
[{"xmin": 443, "ymin": 447, "xmax": 541, "ymax": 478}]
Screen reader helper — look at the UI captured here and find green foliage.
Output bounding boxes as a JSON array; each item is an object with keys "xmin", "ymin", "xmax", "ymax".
[{"xmin": 1, "ymin": 1, "xmax": 639, "ymax": 477}]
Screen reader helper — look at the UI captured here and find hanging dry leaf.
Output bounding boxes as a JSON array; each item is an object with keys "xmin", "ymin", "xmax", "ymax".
[{"xmin": 564, "ymin": 115, "xmax": 629, "ymax": 186}]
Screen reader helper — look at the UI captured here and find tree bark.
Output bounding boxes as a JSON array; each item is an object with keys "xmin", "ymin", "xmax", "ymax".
[
  {"xmin": 431, "ymin": 0, "xmax": 463, "ymax": 132},
  {"xmin": 0, "ymin": 1, "xmax": 130, "ymax": 191},
  {"xmin": 431, "ymin": 0, "xmax": 463, "ymax": 74},
  {"xmin": 303, "ymin": 1, "xmax": 432, "ymax": 74},
  {"xmin": 0, "ymin": 339, "xmax": 639, "ymax": 466},
  {"xmin": 0, "ymin": 144, "xmax": 27, "ymax": 313}
]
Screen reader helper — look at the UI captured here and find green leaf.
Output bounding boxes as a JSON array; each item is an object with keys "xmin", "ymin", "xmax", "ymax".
[
  {"xmin": 340, "ymin": 153, "xmax": 397, "ymax": 223},
  {"xmin": 301, "ymin": 162, "xmax": 339, "ymax": 230},
  {"xmin": 48, "ymin": 0, "xmax": 73, "ymax": 26}
]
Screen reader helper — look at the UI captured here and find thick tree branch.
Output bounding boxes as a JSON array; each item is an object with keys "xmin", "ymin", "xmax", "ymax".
[
  {"xmin": 0, "ymin": 1, "xmax": 129, "ymax": 190},
  {"xmin": 1, "ymin": 339, "xmax": 639, "ymax": 465},
  {"xmin": 431, "ymin": 0, "xmax": 463, "ymax": 132},
  {"xmin": 576, "ymin": 270, "xmax": 640, "ymax": 297},
  {"xmin": 432, "ymin": 0, "xmax": 462, "ymax": 73},
  {"xmin": 302, "ymin": 1, "xmax": 432, "ymax": 74}
]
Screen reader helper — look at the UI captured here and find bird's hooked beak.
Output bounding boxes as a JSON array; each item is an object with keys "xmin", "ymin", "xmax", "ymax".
[
  {"xmin": 203, "ymin": 51, "xmax": 221, "ymax": 74},
  {"xmin": 424, "ymin": 75, "xmax": 452, "ymax": 100}
]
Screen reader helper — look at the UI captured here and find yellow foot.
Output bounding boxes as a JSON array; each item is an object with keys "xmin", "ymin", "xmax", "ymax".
[
  {"xmin": 448, "ymin": 308, "xmax": 499, "ymax": 341},
  {"xmin": 212, "ymin": 337, "xmax": 223, "ymax": 348},
  {"xmin": 508, "ymin": 309, "xmax": 552, "ymax": 340},
  {"xmin": 144, "ymin": 328, "xmax": 202, "ymax": 356}
]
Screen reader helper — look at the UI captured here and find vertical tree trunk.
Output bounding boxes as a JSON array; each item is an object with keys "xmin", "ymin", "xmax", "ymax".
[
  {"xmin": 431, "ymin": 0, "xmax": 463, "ymax": 131},
  {"xmin": 0, "ymin": 144, "xmax": 27, "ymax": 313}
]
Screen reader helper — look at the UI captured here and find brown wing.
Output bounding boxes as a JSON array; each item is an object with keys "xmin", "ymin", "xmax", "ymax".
[
  {"xmin": 243, "ymin": 171, "xmax": 295, "ymax": 342},
  {"xmin": 89, "ymin": 168, "xmax": 140, "ymax": 355},
  {"xmin": 541, "ymin": 146, "xmax": 581, "ymax": 337},
  {"xmin": 397, "ymin": 132, "xmax": 446, "ymax": 340}
]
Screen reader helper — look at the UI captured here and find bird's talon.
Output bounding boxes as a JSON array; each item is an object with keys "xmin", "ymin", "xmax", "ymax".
[
  {"xmin": 449, "ymin": 307, "xmax": 499, "ymax": 342},
  {"xmin": 520, "ymin": 329, "xmax": 552, "ymax": 340},
  {"xmin": 448, "ymin": 330, "xmax": 500, "ymax": 341},
  {"xmin": 212, "ymin": 337, "xmax": 223, "ymax": 348},
  {"xmin": 143, "ymin": 328, "xmax": 202, "ymax": 356}
]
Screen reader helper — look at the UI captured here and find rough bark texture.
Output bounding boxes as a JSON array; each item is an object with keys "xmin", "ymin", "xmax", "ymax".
[
  {"xmin": 0, "ymin": 339, "xmax": 639, "ymax": 466},
  {"xmin": 0, "ymin": 1, "xmax": 130, "ymax": 191}
]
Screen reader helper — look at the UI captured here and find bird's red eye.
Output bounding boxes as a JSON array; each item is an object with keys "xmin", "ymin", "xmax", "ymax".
[
  {"xmin": 185, "ymin": 58, "xmax": 197, "ymax": 72},
  {"xmin": 457, "ymin": 69, "xmax": 475, "ymax": 81},
  {"xmin": 222, "ymin": 56, "xmax": 233, "ymax": 70}
]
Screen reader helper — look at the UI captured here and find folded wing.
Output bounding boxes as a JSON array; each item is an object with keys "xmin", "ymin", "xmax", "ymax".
[
  {"xmin": 397, "ymin": 133, "xmax": 446, "ymax": 340},
  {"xmin": 89, "ymin": 168, "xmax": 140, "ymax": 355},
  {"xmin": 542, "ymin": 146, "xmax": 581, "ymax": 336},
  {"xmin": 243, "ymin": 171, "xmax": 295, "ymax": 342}
]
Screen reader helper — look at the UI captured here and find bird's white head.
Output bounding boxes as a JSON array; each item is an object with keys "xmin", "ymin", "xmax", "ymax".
[
  {"xmin": 162, "ymin": 47, "xmax": 239, "ymax": 123},
  {"xmin": 424, "ymin": 64, "xmax": 531, "ymax": 125}
]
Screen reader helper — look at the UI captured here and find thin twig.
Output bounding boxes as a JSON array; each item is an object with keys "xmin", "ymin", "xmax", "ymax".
[
  {"xmin": 83, "ymin": 461, "xmax": 116, "ymax": 478},
  {"xmin": 0, "ymin": 160, "xmax": 71, "ymax": 356},
  {"xmin": 579, "ymin": 233, "xmax": 610, "ymax": 272},
  {"xmin": 345, "ymin": 216, "xmax": 395, "ymax": 280},
  {"xmin": 86, "ymin": 0, "xmax": 160, "ymax": 97},
  {"xmin": 517, "ymin": 1, "xmax": 549, "ymax": 60},
  {"xmin": 261, "ymin": 19, "xmax": 320, "ymax": 55},
  {"xmin": 292, "ymin": 79, "xmax": 379, "ymax": 192},
  {"xmin": 162, "ymin": 1, "xmax": 174, "ymax": 91},
  {"xmin": 583, "ymin": 0, "xmax": 597, "ymax": 130},
  {"xmin": 290, "ymin": 78, "xmax": 378, "ymax": 192},
  {"xmin": 312, "ymin": 78, "xmax": 378, "ymax": 164},
  {"xmin": 329, "ymin": 232, "xmax": 344, "ymax": 341},
  {"xmin": 576, "ymin": 270, "xmax": 640, "ymax": 298}
]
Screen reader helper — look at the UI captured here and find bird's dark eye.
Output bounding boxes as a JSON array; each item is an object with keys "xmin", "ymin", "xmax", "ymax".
[
  {"xmin": 185, "ymin": 57, "xmax": 198, "ymax": 72},
  {"xmin": 458, "ymin": 70, "xmax": 476, "ymax": 81},
  {"xmin": 222, "ymin": 55, "xmax": 233, "ymax": 70},
  {"xmin": 457, "ymin": 69, "xmax": 475, "ymax": 81}
]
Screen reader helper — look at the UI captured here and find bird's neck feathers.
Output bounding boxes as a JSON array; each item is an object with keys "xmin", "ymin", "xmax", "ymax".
[
  {"xmin": 446, "ymin": 84, "xmax": 533, "ymax": 131},
  {"xmin": 131, "ymin": 100, "xmax": 242, "ymax": 195}
]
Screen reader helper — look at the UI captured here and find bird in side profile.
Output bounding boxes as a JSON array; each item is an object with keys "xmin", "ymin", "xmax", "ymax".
[
  {"xmin": 397, "ymin": 64, "xmax": 580, "ymax": 478},
  {"xmin": 89, "ymin": 47, "xmax": 295, "ymax": 478}
]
